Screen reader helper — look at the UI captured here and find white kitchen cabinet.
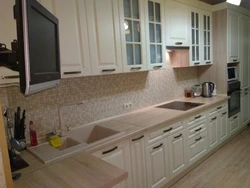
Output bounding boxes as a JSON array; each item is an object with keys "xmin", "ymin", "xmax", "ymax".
[
  {"xmin": 130, "ymin": 134, "xmax": 147, "ymax": 188},
  {"xmin": 145, "ymin": 139, "xmax": 169, "ymax": 188},
  {"xmin": 165, "ymin": 0, "xmax": 190, "ymax": 47},
  {"xmin": 119, "ymin": 0, "xmax": 147, "ymax": 72},
  {"xmin": 218, "ymin": 109, "xmax": 228, "ymax": 143},
  {"xmin": 239, "ymin": 15, "xmax": 249, "ymax": 88},
  {"xmin": 91, "ymin": 140, "xmax": 132, "ymax": 188},
  {"xmin": 86, "ymin": 0, "xmax": 123, "ymax": 75},
  {"xmin": 145, "ymin": 0, "xmax": 166, "ymax": 70},
  {"xmin": 40, "ymin": 0, "xmax": 91, "ymax": 78},
  {"xmin": 207, "ymin": 115, "xmax": 219, "ymax": 151},
  {"xmin": 228, "ymin": 114, "xmax": 240, "ymax": 136},
  {"xmin": 227, "ymin": 10, "xmax": 240, "ymax": 63},
  {"xmin": 186, "ymin": 131, "xmax": 208, "ymax": 165},
  {"xmin": 240, "ymin": 90, "xmax": 249, "ymax": 127},
  {"xmin": 0, "ymin": 0, "xmax": 19, "ymax": 85},
  {"xmin": 168, "ymin": 130, "xmax": 187, "ymax": 179},
  {"xmin": 202, "ymin": 11, "xmax": 212, "ymax": 65}
]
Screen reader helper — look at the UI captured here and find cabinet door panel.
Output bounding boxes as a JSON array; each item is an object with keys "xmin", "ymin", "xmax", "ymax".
[
  {"xmin": 207, "ymin": 115, "xmax": 219, "ymax": 150},
  {"xmin": 218, "ymin": 110, "xmax": 228, "ymax": 143},
  {"xmin": 86, "ymin": 0, "xmax": 122, "ymax": 75}
]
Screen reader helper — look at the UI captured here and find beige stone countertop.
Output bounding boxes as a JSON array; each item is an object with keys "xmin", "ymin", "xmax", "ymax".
[{"xmin": 14, "ymin": 95, "xmax": 228, "ymax": 187}]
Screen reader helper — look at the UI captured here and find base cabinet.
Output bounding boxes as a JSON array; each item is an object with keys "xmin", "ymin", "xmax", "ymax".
[
  {"xmin": 207, "ymin": 115, "xmax": 219, "ymax": 151},
  {"xmin": 91, "ymin": 140, "xmax": 132, "ymax": 188},
  {"xmin": 228, "ymin": 114, "xmax": 240, "ymax": 136},
  {"xmin": 241, "ymin": 91, "xmax": 249, "ymax": 127},
  {"xmin": 145, "ymin": 139, "xmax": 169, "ymax": 188},
  {"xmin": 218, "ymin": 110, "xmax": 228, "ymax": 143}
]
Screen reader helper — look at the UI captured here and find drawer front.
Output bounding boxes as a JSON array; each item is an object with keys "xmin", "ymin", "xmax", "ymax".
[
  {"xmin": 208, "ymin": 103, "xmax": 228, "ymax": 117},
  {"xmin": 186, "ymin": 112, "xmax": 206, "ymax": 127},
  {"xmin": 145, "ymin": 121, "xmax": 183, "ymax": 146},
  {"xmin": 186, "ymin": 120, "xmax": 207, "ymax": 140}
]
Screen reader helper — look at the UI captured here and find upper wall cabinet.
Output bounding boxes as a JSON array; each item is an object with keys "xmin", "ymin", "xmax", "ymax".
[
  {"xmin": 165, "ymin": 0, "xmax": 190, "ymax": 47},
  {"xmin": 86, "ymin": 0, "xmax": 123, "ymax": 75},
  {"xmin": 227, "ymin": 10, "xmax": 240, "ymax": 63},
  {"xmin": 0, "ymin": 0, "xmax": 19, "ymax": 85},
  {"xmin": 40, "ymin": 0, "xmax": 91, "ymax": 78},
  {"xmin": 119, "ymin": 0, "xmax": 148, "ymax": 72},
  {"xmin": 145, "ymin": 0, "xmax": 166, "ymax": 70}
]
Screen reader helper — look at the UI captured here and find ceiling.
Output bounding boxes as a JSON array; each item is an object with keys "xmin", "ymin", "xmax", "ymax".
[{"xmin": 199, "ymin": 0, "xmax": 250, "ymax": 9}]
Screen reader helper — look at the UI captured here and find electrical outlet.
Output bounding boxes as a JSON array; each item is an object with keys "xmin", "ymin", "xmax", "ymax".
[{"xmin": 123, "ymin": 102, "xmax": 133, "ymax": 109}]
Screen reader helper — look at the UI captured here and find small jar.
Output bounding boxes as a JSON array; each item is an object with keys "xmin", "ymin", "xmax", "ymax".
[{"xmin": 185, "ymin": 88, "xmax": 193, "ymax": 98}]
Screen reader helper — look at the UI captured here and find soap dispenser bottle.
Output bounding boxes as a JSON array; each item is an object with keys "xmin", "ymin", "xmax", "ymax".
[{"xmin": 29, "ymin": 121, "xmax": 38, "ymax": 146}]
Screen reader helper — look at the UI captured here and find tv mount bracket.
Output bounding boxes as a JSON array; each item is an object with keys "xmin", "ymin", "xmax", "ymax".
[{"xmin": 0, "ymin": 40, "xmax": 19, "ymax": 71}]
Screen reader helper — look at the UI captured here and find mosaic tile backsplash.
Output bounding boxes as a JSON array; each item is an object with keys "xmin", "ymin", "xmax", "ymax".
[{"xmin": 1, "ymin": 67, "xmax": 198, "ymax": 143}]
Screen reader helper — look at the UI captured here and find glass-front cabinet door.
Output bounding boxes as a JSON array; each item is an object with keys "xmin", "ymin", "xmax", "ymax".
[
  {"xmin": 120, "ymin": 0, "xmax": 147, "ymax": 72},
  {"xmin": 203, "ymin": 12, "xmax": 212, "ymax": 65},
  {"xmin": 145, "ymin": 0, "xmax": 166, "ymax": 70},
  {"xmin": 190, "ymin": 11, "xmax": 201, "ymax": 66}
]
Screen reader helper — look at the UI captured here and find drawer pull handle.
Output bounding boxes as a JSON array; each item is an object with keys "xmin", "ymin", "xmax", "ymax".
[
  {"xmin": 233, "ymin": 59, "xmax": 238, "ymax": 62},
  {"xmin": 217, "ymin": 106, "xmax": 222, "ymax": 110},
  {"xmin": 195, "ymin": 137, "xmax": 202, "ymax": 142},
  {"xmin": 211, "ymin": 117, "xmax": 217, "ymax": 121},
  {"xmin": 194, "ymin": 62, "xmax": 200, "ymax": 65},
  {"xmin": 64, "ymin": 71, "xmax": 82, "ymax": 75},
  {"xmin": 102, "ymin": 146, "xmax": 118, "ymax": 155},
  {"xmin": 206, "ymin": 62, "xmax": 211, "ymax": 64},
  {"xmin": 1, "ymin": 75, "xmax": 19, "ymax": 79},
  {"xmin": 174, "ymin": 134, "xmax": 182, "ymax": 139},
  {"xmin": 163, "ymin": 127, "xmax": 173, "ymax": 133},
  {"xmin": 153, "ymin": 143, "xmax": 163, "ymax": 150},
  {"xmin": 153, "ymin": 65, "xmax": 162, "ymax": 69},
  {"xmin": 233, "ymin": 116, "xmax": 238, "ymax": 119},
  {"xmin": 130, "ymin": 67, "xmax": 141, "ymax": 71},
  {"xmin": 195, "ymin": 127, "xmax": 202, "ymax": 132},
  {"xmin": 244, "ymin": 92, "xmax": 248, "ymax": 95},
  {"xmin": 175, "ymin": 42, "xmax": 183, "ymax": 45},
  {"xmin": 222, "ymin": 112, "xmax": 227, "ymax": 115},
  {"xmin": 132, "ymin": 135, "xmax": 144, "ymax": 142},
  {"xmin": 194, "ymin": 115, "xmax": 201, "ymax": 119},
  {"xmin": 102, "ymin": 69, "xmax": 116, "ymax": 72}
]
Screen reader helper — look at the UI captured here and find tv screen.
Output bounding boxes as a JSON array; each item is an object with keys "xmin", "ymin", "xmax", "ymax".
[{"xmin": 15, "ymin": 0, "xmax": 61, "ymax": 95}]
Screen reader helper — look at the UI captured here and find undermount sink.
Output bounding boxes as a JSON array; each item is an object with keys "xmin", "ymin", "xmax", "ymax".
[{"xmin": 27, "ymin": 124, "xmax": 124, "ymax": 163}]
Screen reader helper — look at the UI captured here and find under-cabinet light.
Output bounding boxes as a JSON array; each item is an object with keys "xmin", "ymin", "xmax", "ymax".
[{"xmin": 226, "ymin": 0, "xmax": 241, "ymax": 6}]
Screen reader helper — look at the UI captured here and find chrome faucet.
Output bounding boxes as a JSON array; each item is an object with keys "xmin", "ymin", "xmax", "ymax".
[{"xmin": 57, "ymin": 101, "xmax": 84, "ymax": 137}]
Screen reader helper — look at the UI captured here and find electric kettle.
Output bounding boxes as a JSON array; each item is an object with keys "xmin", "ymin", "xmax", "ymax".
[{"xmin": 201, "ymin": 82, "xmax": 215, "ymax": 98}]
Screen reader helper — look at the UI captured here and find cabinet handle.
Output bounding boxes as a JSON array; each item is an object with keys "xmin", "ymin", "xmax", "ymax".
[
  {"xmin": 217, "ymin": 106, "xmax": 222, "ymax": 110},
  {"xmin": 194, "ymin": 115, "xmax": 201, "ymax": 119},
  {"xmin": 163, "ymin": 127, "xmax": 173, "ymax": 133},
  {"xmin": 132, "ymin": 135, "xmax": 144, "ymax": 142},
  {"xmin": 175, "ymin": 42, "xmax": 183, "ymax": 45},
  {"xmin": 64, "ymin": 71, "xmax": 82, "ymax": 75},
  {"xmin": 244, "ymin": 92, "xmax": 248, "ymax": 95},
  {"xmin": 233, "ymin": 59, "xmax": 238, "ymax": 62},
  {"xmin": 130, "ymin": 67, "xmax": 141, "ymax": 71},
  {"xmin": 102, "ymin": 146, "xmax": 118, "ymax": 155},
  {"xmin": 222, "ymin": 112, "xmax": 227, "ymax": 115},
  {"xmin": 1, "ymin": 75, "xmax": 19, "ymax": 79},
  {"xmin": 102, "ymin": 69, "xmax": 116, "ymax": 72},
  {"xmin": 206, "ymin": 62, "xmax": 211, "ymax": 64},
  {"xmin": 174, "ymin": 134, "xmax": 182, "ymax": 139},
  {"xmin": 233, "ymin": 116, "xmax": 238, "ymax": 119},
  {"xmin": 194, "ymin": 62, "xmax": 200, "ymax": 65},
  {"xmin": 153, "ymin": 65, "xmax": 162, "ymax": 69},
  {"xmin": 195, "ymin": 127, "xmax": 202, "ymax": 132},
  {"xmin": 153, "ymin": 143, "xmax": 163, "ymax": 150},
  {"xmin": 211, "ymin": 117, "xmax": 217, "ymax": 121},
  {"xmin": 195, "ymin": 137, "xmax": 202, "ymax": 142}
]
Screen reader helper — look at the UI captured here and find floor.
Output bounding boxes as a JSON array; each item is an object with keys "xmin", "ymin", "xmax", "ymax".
[{"xmin": 170, "ymin": 126, "xmax": 250, "ymax": 188}]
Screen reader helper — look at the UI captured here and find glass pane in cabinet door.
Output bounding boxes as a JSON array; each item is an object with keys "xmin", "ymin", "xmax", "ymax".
[
  {"xmin": 192, "ymin": 29, "xmax": 195, "ymax": 44},
  {"xmin": 133, "ymin": 0, "xmax": 139, "ymax": 19},
  {"xmin": 208, "ymin": 47, "xmax": 210, "ymax": 60},
  {"xmin": 123, "ymin": 0, "xmax": 131, "ymax": 18},
  {"xmin": 204, "ymin": 31, "xmax": 206, "ymax": 45},
  {"xmin": 204, "ymin": 16, "xmax": 206, "ymax": 30},
  {"xmin": 208, "ymin": 16, "xmax": 210, "ymax": 30},
  {"xmin": 208, "ymin": 32, "xmax": 210, "ymax": 45},
  {"xmin": 135, "ymin": 44, "xmax": 141, "ymax": 65},
  {"xmin": 156, "ymin": 24, "xmax": 161, "ymax": 43},
  {"xmin": 196, "ymin": 13, "xmax": 199, "ymax": 28},
  {"xmin": 134, "ymin": 21, "xmax": 140, "ymax": 42},
  {"xmin": 156, "ymin": 45, "xmax": 162, "ymax": 63},
  {"xmin": 148, "ymin": 1, "xmax": 154, "ymax": 21},
  {"xmin": 204, "ymin": 46, "xmax": 207, "ymax": 60},
  {"xmin": 192, "ymin": 46, "xmax": 195, "ymax": 61},
  {"xmin": 150, "ymin": 45, "xmax": 156, "ymax": 64},
  {"xmin": 196, "ymin": 46, "xmax": 199, "ymax": 60},
  {"xmin": 126, "ymin": 44, "xmax": 134, "ymax": 65},
  {"xmin": 149, "ymin": 23, "xmax": 155, "ymax": 43},
  {"xmin": 191, "ymin": 12, "xmax": 194, "ymax": 28},
  {"xmin": 155, "ymin": 3, "xmax": 161, "ymax": 22},
  {"xmin": 196, "ymin": 30, "xmax": 199, "ymax": 45},
  {"xmin": 125, "ymin": 20, "xmax": 132, "ymax": 42}
]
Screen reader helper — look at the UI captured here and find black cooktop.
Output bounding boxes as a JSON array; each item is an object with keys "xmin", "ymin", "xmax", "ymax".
[{"xmin": 156, "ymin": 101, "xmax": 204, "ymax": 111}]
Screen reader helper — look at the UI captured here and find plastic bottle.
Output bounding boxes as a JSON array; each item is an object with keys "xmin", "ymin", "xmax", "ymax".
[{"xmin": 29, "ymin": 121, "xmax": 38, "ymax": 146}]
